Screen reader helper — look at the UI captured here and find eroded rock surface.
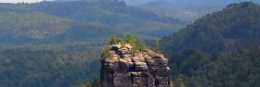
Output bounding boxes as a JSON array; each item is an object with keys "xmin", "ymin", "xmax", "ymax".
[{"xmin": 100, "ymin": 44, "xmax": 171, "ymax": 87}]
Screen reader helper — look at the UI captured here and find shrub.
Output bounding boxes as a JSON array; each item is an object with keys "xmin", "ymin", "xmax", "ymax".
[
  {"xmin": 109, "ymin": 35, "xmax": 122, "ymax": 45},
  {"xmin": 102, "ymin": 45, "xmax": 112, "ymax": 59}
]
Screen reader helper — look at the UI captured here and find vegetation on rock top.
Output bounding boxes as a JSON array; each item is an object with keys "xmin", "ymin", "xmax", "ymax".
[{"xmin": 102, "ymin": 33, "xmax": 147, "ymax": 59}]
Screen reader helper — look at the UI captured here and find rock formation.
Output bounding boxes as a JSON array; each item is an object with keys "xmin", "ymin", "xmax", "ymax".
[{"xmin": 100, "ymin": 43, "xmax": 171, "ymax": 87}]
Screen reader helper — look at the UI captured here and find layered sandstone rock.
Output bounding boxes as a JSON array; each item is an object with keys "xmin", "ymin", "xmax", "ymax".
[{"xmin": 100, "ymin": 44, "xmax": 171, "ymax": 87}]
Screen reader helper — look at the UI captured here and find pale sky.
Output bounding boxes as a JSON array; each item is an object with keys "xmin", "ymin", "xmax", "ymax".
[
  {"xmin": 0, "ymin": 0, "xmax": 53, "ymax": 3},
  {"xmin": 0, "ymin": 0, "xmax": 158, "ymax": 5}
]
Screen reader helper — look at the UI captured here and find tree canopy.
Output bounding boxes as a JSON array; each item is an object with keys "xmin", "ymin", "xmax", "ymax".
[{"xmin": 161, "ymin": 2, "xmax": 260, "ymax": 87}]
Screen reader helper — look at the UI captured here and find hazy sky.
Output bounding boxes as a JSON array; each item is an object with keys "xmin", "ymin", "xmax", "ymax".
[
  {"xmin": 0, "ymin": 0, "xmax": 53, "ymax": 3},
  {"xmin": 0, "ymin": 0, "xmax": 157, "ymax": 5},
  {"xmin": 120, "ymin": 0, "xmax": 157, "ymax": 5},
  {"xmin": 0, "ymin": 0, "xmax": 159, "ymax": 6}
]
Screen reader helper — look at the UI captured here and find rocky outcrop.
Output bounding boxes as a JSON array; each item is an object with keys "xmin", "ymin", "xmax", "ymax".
[{"xmin": 100, "ymin": 43, "xmax": 171, "ymax": 87}]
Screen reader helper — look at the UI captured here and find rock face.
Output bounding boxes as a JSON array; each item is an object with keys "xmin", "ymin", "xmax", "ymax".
[{"xmin": 100, "ymin": 44, "xmax": 171, "ymax": 87}]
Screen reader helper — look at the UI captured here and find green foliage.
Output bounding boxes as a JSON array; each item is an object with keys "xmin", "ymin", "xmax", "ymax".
[
  {"xmin": 176, "ymin": 78, "xmax": 186, "ymax": 87},
  {"xmin": 171, "ymin": 78, "xmax": 186, "ymax": 87},
  {"xmin": 0, "ymin": 0, "xmax": 183, "ymax": 45},
  {"xmin": 0, "ymin": 50, "xmax": 100, "ymax": 87},
  {"xmin": 125, "ymin": 33, "xmax": 147, "ymax": 52},
  {"xmin": 125, "ymin": 33, "xmax": 138, "ymax": 44},
  {"xmin": 0, "ymin": 0, "xmax": 183, "ymax": 87},
  {"xmin": 171, "ymin": 81, "xmax": 176, "ymax": 87},
  {"xmin": 81, "ymin": 78, "xmax": 100, "ymax": 87},
  {"xmin": 103, "ymin": 33, "xmax": 148, "ymax": 57},
  {"xmin": 137, "ymin": 43, "xmax": 147, "ymax": 52},
  {"xmin": 109, "ymin": 35, "xmax": 122, "ymax": 45},
  {"xmin": 125, "ymin": 33, "xmax": 139, "ymax": 52},
  {"xmin": 161, "ymin": 2, "xmax": 260, "ymax": 87},
  {"xmin": 161, "ymin": 1, "xmax": 260, "ymax": 53},
  {"xmin": 169, "ymin": 47, "xmax": 260, "ymax": 87},
  {"xmin": 0, "ymin": 12, "xmax": 70, "ymax": 39},
  {"xmin": 102, "ymin": 45, "xmax": 112, "ymax": 59}
]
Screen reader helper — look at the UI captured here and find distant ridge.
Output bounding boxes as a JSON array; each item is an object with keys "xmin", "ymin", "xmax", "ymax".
[
  {"xmin": 0, "ymin": 0, "xmax": 183, "ymax": 46},
  {"xmin": 161, "ymin": 1, "xmax": 260, "ymax": 53},
  {"xmin": 140, "ymin": 0, "xmax": 260, "ymax": 22}
]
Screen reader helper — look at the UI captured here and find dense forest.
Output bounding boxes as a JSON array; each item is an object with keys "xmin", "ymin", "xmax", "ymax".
[
  {"xmin": 0, "ymin": 50, "xmax": 100, "ymax": 87},
  {"xmin": 161, "ymin": 2, "xmax": 260, "ymax": 87},
  {"xmin": 1, "ymin": 0, "xmax": 260, "ymax": 87},
  {"xmin": 0, "ymin": 0, "xmax": 183, "ymax": 46},
  {"xmin": 161, "ymin": 1, "xmax": 260, "ymax": 53},
  {"xmin": 140, "ymin": 0, "xmax": 260, "ymax": 22},
  {"xmin": 0, "ymin": 0, "xmax": 184, "ymax": 87}
]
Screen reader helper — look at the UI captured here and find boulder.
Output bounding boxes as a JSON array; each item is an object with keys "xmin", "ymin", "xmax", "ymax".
[
  {"xmin": 132, "ymin": 77, "xmax": 147, "ymax": 87},
  {"xmin": 156, "ymin": 67, "xmax": 170, "ymax": 76},
  {"xmin": 132, "ymin": 53, "xmax": 146, "ymax": 62},
  {"xmin": 122, "ymin": 54, "xmax": 132, "ymax": 58},
  {"xmin": 118, "ymin": 59, "xmax": 129, "ymax": 72},
  {"xmin": 154, "ymin": 57, "xmax": 168, "ymax": 67},
  {"xmin": 119, "ymin": 47, "xmax": 129, "ymax": 54},
  {"xmin": 130, "ymin": 72, "xmax": 142, "ymax": 77},
  {"xmin": 134, "ymin": 62, "xmax": 148, "ymax": 71},
  {"xmin": 113, "ymin": 72, "xmax": 132, "ymax": 87},
  {"xmin": 100, "ymin": 44, "xmax": 171, "ymax": 87},
  {"xmin": 125, "ymin": 44, "xmax": 132, "ymax": 49},
  {"xmin": 111, "ymin": 44, "xmax": 121, "ymax": 51}
]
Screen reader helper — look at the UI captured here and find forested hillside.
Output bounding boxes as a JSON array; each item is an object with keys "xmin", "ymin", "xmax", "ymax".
[
  {"xmin": 3, "ymin": 0, "xmax": 260, "ymax": 87},
  {"xmin": 0, "ymin": 0, "xmax": 184, "ymax": 87},
  {"xmin": 0, "ymin": 50, "xmax": 99, "ymax": 87},
  {"xmin": 161, "ymin": 1, "xmax": 260, "ymax": 53},
  {"xmin": 161, "ymin": 2, "xmax": 260, "ymax": 87},
  {"xmin": 140, "ymin": 0, "xmax": 260, "ymax": 22},
  {"xmin": 0, "ymin": 0, "xmax": 183, "ymax": 49}
]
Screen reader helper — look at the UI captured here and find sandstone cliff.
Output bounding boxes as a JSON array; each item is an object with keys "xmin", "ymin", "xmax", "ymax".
[{"xmin": 100, "ymin": 43, "xmax": 171, "ymax": 87}]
